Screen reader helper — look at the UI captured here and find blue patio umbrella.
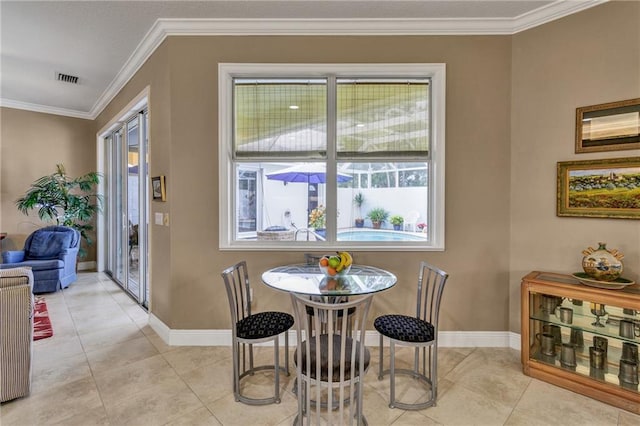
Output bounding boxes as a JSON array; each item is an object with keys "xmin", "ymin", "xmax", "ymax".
[
  {"xmin": 266, "ymin": 164, "xmax": 353, "ymax": 224},
  {"xmin": 266, "ymin": 164, "xmax": 353, "ymax": 184}
]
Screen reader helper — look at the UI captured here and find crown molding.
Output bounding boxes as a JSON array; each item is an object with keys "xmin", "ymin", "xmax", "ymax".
[
  {"xmin": 158, "ymin": 17, "xmax": 517, "ymax": 36},
  {"xmin": 513, "ymin": 0, "xmax": 608, "ymax": 33},
  {"xmin": 1, "ymin": 0, "xmax": 608, "ymax": 120},
  {"xmin": 89, "ymin": 19, "xmax": 168, "ymax": 120},
  {"xmin": 0, "ymin": 98, "xmax": 92, "ymax": 120}
]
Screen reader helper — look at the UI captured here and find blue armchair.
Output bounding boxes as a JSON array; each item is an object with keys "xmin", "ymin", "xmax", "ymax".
[{"xmin": 0, "ymin": 226, "xmax": 80, "ymax": 294}]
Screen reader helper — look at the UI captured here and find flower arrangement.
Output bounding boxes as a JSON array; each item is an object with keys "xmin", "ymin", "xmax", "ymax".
[
  {"xmin": 417, "ymin": 222, "xmax": 427, "ymax": 231},
  {"xmin": 309, "ymin": 205, "xmax": 326, "ymax": 229}
]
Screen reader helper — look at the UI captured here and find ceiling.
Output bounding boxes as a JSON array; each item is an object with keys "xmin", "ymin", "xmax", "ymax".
[{"xmin": 0, "ymin": 0, "xmax": 606, "ymax": 119}]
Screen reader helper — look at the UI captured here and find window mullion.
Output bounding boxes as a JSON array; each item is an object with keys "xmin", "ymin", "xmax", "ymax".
[{"xmin": 326, "ymin": 76, "xmax": 337, "ymax": 240}]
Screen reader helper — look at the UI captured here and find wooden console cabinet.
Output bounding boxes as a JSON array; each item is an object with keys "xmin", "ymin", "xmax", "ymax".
[{"xmin": 521, "ymin": 271, "xmax": 640, "ymax": 414}]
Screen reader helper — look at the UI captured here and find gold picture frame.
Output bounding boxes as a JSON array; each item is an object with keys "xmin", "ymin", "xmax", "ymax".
[
  {"xmin": 575, "ymin": 98, "xmax": 640, "ymax": 153},
  {"xmin": 557, "ymin": 157, "xmax": 640, "ymax": 219},
  {"xmin": 151, "ymin": 175, "xmax": 166, "ymax": 201}
]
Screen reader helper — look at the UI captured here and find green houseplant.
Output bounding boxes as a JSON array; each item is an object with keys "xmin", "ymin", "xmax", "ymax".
[
  {"xmin": 16, "ymin": 164, "xmax": 101, "ymax": 258},
  {"xmin": 353, "ymin": 192, "xmax": 365, "ymax": 228},
  {"xmin": 390, "ymin": 214, "xmax": 404, "ymax": 231},
  {"xmin": 366, "ymin": 207, "xmax": 389, "ymax": 229}
]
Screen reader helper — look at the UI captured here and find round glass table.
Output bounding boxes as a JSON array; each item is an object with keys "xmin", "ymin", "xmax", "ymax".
[{"xmin": 261, "ymin": 263, "xmax": 397, "ymax": 296}]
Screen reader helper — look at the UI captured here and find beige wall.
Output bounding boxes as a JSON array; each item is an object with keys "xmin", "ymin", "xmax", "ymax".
[
  {"xmin": 95, "ymin": 34, "xmax": 512, "ymax": 330},
  {"xmin": 510, "ymin": 1, "xmax": 640, "ymax": 332},
  {"xmin": 0, "ymin": 108, "xmax": 96, "ymax": 259},
  {"xmin": 95, "ymin": 41, "xmax": 174, "ymax": 324}
]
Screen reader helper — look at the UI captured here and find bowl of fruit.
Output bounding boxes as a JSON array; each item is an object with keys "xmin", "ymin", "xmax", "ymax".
[{"xmin": 319, "ymin": 251, "xmax": 353, "ymax": 277}]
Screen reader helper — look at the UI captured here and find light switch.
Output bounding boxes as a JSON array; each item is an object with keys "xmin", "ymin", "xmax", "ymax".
[
  {"xmin": 155, "ymin": 212, "xmax": 163, "ymax": 225},
  {"xmin": 163, "ymin": 213, "xmax": 170, "ymax": 226}
]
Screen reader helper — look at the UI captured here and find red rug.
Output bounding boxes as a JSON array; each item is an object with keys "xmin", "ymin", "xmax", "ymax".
[{"xmin": 33, "ymin": 297, "xmax": 53, "ymax": 341}]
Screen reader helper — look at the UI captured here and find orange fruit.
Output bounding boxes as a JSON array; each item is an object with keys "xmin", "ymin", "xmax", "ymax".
[
  {"xmin": 327, "ymin": 267, "xmax": 337, "ymax": 276},
  {"xmin": 320, "ymin": 257, "xmax": 329, "ymax": 267}
]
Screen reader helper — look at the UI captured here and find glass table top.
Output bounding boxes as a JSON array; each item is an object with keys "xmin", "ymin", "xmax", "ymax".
[{"xmin": 261, "ymin": 263, "xmax": 397, "ymax": 296}]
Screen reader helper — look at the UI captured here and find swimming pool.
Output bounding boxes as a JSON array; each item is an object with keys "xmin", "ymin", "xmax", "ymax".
[{"xmin": 337, "ymin": 230, "xmax": 427, "ymax": 241}]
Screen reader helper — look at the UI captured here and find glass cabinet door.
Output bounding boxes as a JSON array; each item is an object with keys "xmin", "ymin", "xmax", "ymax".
[{"xmin": 528, "ymin": 290, "xmax": 639, "ymax": 391}]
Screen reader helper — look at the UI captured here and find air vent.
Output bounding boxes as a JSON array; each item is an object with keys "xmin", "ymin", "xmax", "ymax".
[{"xmin": 56, "ymin": 72, "xmax": 79, "ymax": 84}]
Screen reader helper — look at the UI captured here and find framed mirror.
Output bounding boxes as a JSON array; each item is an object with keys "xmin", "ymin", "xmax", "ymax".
[{"xmin": 576, "ymin": 98, "xmax": 640, "ymax": 153}]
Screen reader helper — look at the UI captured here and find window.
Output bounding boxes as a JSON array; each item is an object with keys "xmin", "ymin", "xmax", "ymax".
[{"xmin": 219, "ymin": 64, "xmax": 445, "ymax": 250}]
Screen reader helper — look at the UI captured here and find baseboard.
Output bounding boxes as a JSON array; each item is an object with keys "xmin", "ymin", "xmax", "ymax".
[
  {"xmin": 148, "ymin": 314, "xmax": 522, "ymax": 350},
  {"xmin": 509, "ymin": 331, "xmax": 521, "ymax": 350},
  {"xmin": 148, "ymin": 314, "xmax": 171, "ymax": 343},
  {"xmin": 438, "ymin": 331, "xmax": 522, "ymax": 349},
  {"xmin": 77, "ymin": 261, "xmax": 96, "ymax": 271}
]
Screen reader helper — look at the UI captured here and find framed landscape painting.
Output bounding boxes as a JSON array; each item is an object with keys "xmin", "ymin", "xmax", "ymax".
[{"xmin": 557, "ymin": 157, "xmax": 640, "ymax": 219}]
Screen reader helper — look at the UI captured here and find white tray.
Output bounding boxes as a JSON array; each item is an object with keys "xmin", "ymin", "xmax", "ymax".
[{"xmin": 572, "ymin": 272, "xmax": 635, "ymax": 290}]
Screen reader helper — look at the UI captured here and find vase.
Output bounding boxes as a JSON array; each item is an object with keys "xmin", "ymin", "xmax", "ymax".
[
  {"xmin": 581, "ymin": 242, "xmax": 624, "ymax": 282},
  {"xmin": 315, "ymin": 228, "xmax": 326, "ymax": 239}
]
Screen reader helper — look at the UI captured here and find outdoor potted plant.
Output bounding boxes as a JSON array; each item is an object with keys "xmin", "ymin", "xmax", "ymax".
[
  {"xmin": 390, "ymin": 215, "xmax": 404, "ymax": 231},
  {"xmin": 308, "ymin": 205, "xmax": 326, "ymax": 238},
  {"xmin": 15, "ymin": 164, "xmax": 102, "ymax": 259},
  {"xmin": 366, "ymin": 207, "xmax": 389, "ymax": 229},
  {"xmin": 353, "ymin": 192, "xmax": 365, "ymax": 228}
]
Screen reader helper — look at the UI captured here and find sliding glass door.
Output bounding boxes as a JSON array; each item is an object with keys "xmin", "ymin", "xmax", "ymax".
[{"xmin": 104, "ymin": 109, "xmax": 149, "ymax": 307}]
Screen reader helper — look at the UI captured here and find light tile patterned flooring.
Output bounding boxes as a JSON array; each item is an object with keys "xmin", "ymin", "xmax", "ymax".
[{"xmin": 1, "ymin": 272, "xmax": 639, "ymax": 425}]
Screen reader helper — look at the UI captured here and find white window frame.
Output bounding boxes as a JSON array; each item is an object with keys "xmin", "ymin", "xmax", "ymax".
[{"xmin": 219, "ymin": 63, "xmax": 446, "ymax": 251}]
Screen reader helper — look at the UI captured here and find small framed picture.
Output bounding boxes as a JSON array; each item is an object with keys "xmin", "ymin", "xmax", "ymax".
[
  {"xmin": 151, "ymin": 175, "xmax": 166, "ymax": 201},
  {"xmin": 575, "ymin": 98, "xmax": 640, "ymax": 153},
  {"xmin": 557, "ymin": 157, "xmax": 640, "ymax": 219}
]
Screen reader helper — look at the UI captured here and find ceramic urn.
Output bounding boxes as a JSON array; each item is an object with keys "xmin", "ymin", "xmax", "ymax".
[{"xmin": 581, "ymin": 242, "xmax": 624, "ymax": 282}]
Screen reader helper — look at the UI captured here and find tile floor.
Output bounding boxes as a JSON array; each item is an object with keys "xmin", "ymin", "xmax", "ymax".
[{"xmin": 1, "ymin": 272, "xmax": 639, "ymax": 425}]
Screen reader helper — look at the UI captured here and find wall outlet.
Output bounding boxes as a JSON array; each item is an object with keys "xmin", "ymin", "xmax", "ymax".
[{"xmin": 163, "ymin": 213, "xmax": 170, "ymax": 226}]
